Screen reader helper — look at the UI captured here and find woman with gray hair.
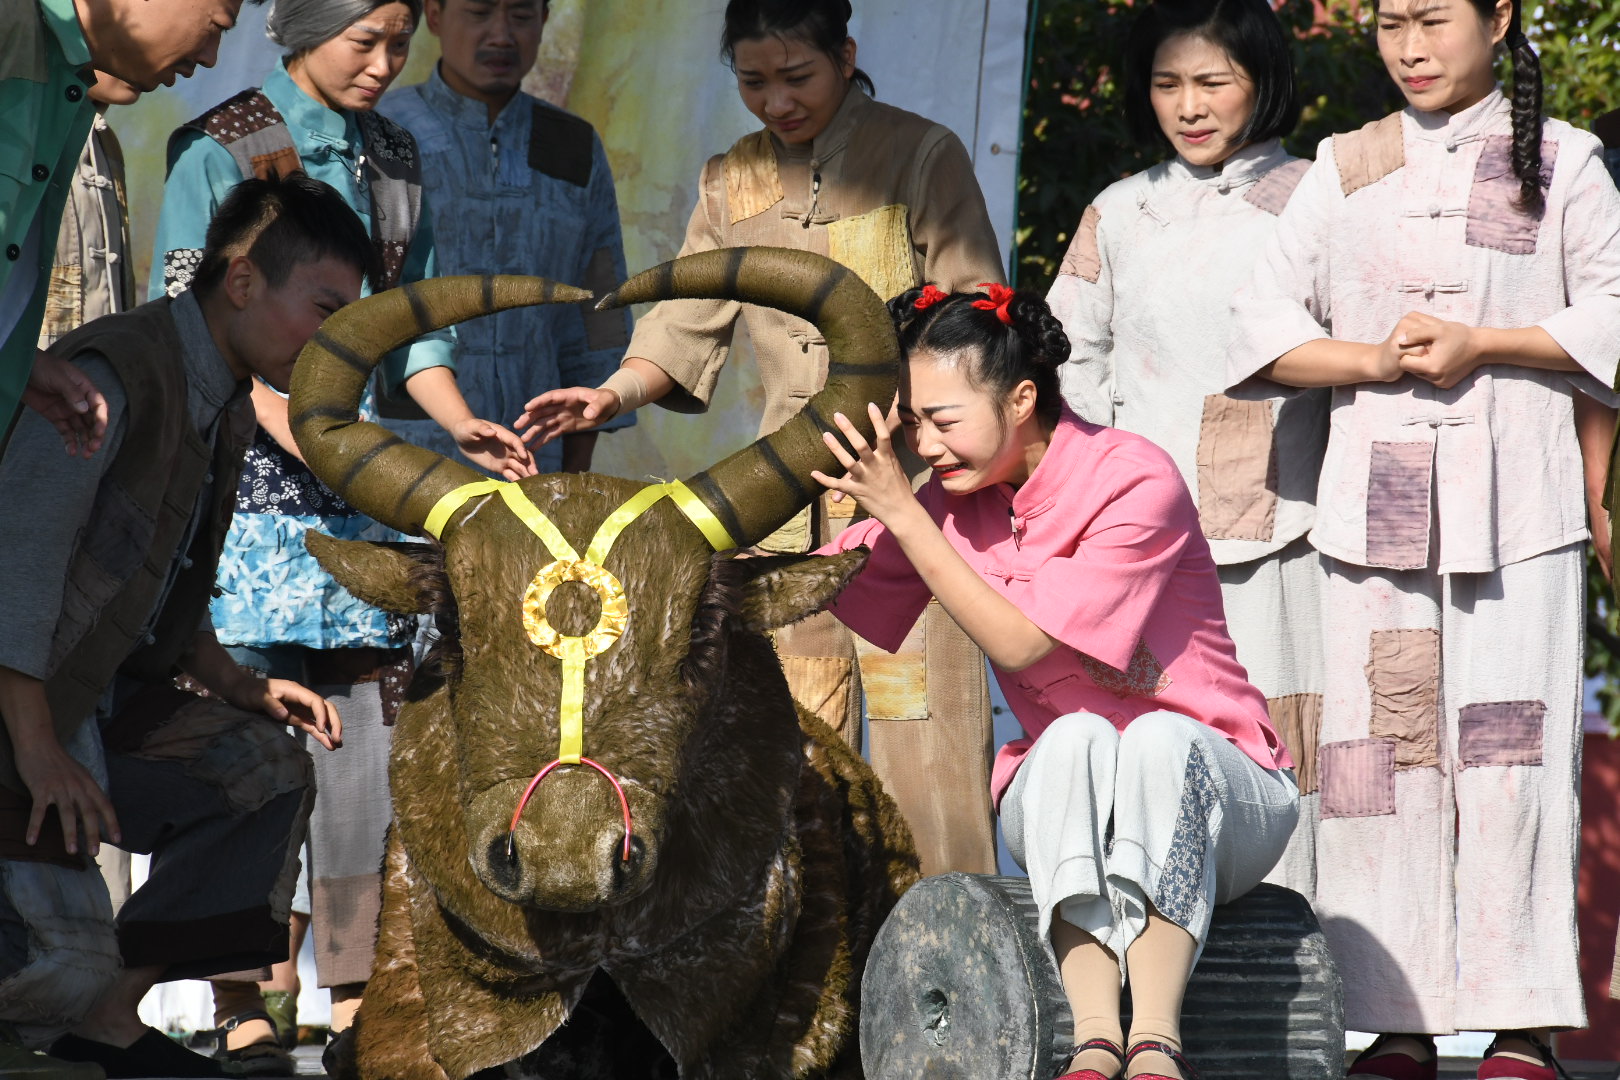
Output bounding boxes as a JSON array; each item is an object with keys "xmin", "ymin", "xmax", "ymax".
[{"xmin": 150, "ymin": 1, "xmax": 534, "ymax": 1073}]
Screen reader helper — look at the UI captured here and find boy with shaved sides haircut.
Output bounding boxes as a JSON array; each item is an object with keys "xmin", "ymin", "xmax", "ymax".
[
  {"xmin": 0, "ymin": 174, "xmax": 366, "ymax": 1080},
  {"xmin": 377, "ymin": 0, "xmax": 634, "ymax": 474}
]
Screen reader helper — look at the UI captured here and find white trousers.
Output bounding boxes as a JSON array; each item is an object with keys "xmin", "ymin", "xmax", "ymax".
[
  {"xmin": 1217, "ymin": 536, "xmax": 1325, "ymax": 896},
  {"xmin": 1313, "ymin": 546, "xmax": 1585, "ymax": 1033},
  {"xmin": 999, "ymin": 711, "xmax": 1298, "ymax": 972}
]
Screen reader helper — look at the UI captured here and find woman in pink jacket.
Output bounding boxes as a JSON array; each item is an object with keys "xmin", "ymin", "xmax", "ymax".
[{"xmin": 813, "ymin": 285, "xmax": 1298, "ymax": 1080}]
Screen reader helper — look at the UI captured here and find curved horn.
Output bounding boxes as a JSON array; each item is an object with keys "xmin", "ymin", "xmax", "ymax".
[
  {"xmin": 288, "ymin": 276, "xmax": 590, "ymax": 535},
  {"xmin": 598, "ymin": 248, "xmax": 898, "ymax": 547}
]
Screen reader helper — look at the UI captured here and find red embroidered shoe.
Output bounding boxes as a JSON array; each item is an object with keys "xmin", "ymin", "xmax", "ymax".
[
  {"xmin": 1476, "ymin": 1031, "xmax": 1572, "ymax": 1080},
  {"xmin": 1055, "ymin": 1037, "xmax": 1124, "ymax": 1079},
  {"xmin": 1347, "ymin": 1035, "xmax": 1438, "ymax": 1080},
  {"xmin": 1123, "ymin": 1039, "xmax": 1200, "ymax": 1080}
]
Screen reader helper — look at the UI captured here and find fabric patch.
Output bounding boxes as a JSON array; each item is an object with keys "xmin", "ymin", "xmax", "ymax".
[
  {"xmin": 1195, "ymin": 394, "xmax": 1277, "ymax": 541},
  {"xmin": 861, "ymin": 650, "xmax": 928, "ymax": 722},
  {"xmin": 1365, "ymin": 441, "xmax": 1433, "ymax": 569},
  {"xmin": 196, "ymin": 89, "xmax": 283, "ymax": 144},
  {"xmin": 1267, "ymin": 693, "xmax": 1322, "ymax": 795},
  {"xmin": 779, "ymin": 654, "xmax": 853, "ymax": 728},
  {"xmin": 1465, "ymin": 134, "xmax": 1557, "ymax": 255},
  {"xmin": 1365, "ymin": 628, "xmax": 1440, "ymax": 769},
  {"xmin": 1332, "ymin": 111, "xmax": 1406, "ymax": 196},
  {"xmin": 1318, "ymin": 738, "xmax": 1396, "ymax": 819},
  {"xmin": 163, "ymin": 248, "xmax": 204, "ymax": 298},
  {"xmin": 526, "ymin": 104, "xmax": 593, "ymax": 187},
  {"xmin": 826, "ymin": 203, "xmax": 917, "ymax": 304},
  {"xmin": 1458, "ymin": 700, "xmax": 1545, "ymax": 768},
  {"xmin": 42, "ymin": 264, "xmax": 83, "ymax": 345},
  {"xmin": 1154, "ymin": 743, "xmax": 1218, "ymax": 929},
  {"xmin": 1058, "ymin": 204, "xmax": 1103, "ymax": 283},
  {"xmin": 1079, "ymin": 638, "xmax": 1171, "ymax": 698},
  {"xmin": 1243, "ymin": 158, "xmax": 1312, "ymax": 216},
  {"xmin": 131, "ymin": 696, "xmax": 311, "ymax": 815},
  {"xmin": 358, "ymin": 111, "xmax": 417, "ymax": 168},
  {"xmin": 579, "ymin": 246, "xmax": 630, "ymax": 350},
  {"xmin": 723, "ymin": 130, "xmax": 783, "ymax": 224},
  {"xmin": 248, "ymin": 145, "xmax": 301, "ymax": 182}
]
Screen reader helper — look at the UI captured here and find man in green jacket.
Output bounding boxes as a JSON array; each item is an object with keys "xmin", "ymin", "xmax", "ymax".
[
  {"xmin": 0, "ymin": 0, "xmax": 256, "ymax": 459},
  {"xmin": 0, "ymin": 174, "xmax": 366, "ymax": 1079}
]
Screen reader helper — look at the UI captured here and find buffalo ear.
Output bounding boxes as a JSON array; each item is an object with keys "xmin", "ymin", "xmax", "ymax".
[
  {"xmin": 731, "ymin": 548, "xmax": 870, "ymax": 633},
  {"xmin": 304, "ymin": 532, "xmax": 436, "ymax": 615}
]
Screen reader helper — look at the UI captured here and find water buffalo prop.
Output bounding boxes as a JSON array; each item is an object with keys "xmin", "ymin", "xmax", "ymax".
[{"xmin": 287, "ymin": 249, "xmax": 921, "ymax": 1079}]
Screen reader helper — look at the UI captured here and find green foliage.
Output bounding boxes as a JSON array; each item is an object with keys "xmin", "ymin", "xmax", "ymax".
[
  {"xmin": 1016, "ymin": 0, "xmax": 1620, "ymax": 733},
  {"xmin": 1526, "ymin": 0, "xmax": 1620, "ymax": 128}
]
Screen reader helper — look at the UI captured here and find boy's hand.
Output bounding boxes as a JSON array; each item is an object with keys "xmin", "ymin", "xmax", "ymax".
[
  {"xmin": 221, "ymin": 674, "xmax": 344, "ymax": 751},
  {"xmin": 451, "ymin": 418, "xmax": 537, "ymax": 479},
  {"xmin": 23, "ymin": 352, "xmax": 109, "ymax": 457},
  {"xmin": 14, "ymin": 738, "xmax": 119, "ymax": 856}
]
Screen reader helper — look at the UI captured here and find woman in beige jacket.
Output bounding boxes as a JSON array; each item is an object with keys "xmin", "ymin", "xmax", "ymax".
[{"xmin": 519, "ymin": 0, "xmax": 1005, "ymax": 876}]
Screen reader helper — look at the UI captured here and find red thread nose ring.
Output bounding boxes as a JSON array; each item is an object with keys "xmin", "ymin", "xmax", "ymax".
[{"xmin": 506, "ymin": 757, "xmax": 634, "ymax": 864}]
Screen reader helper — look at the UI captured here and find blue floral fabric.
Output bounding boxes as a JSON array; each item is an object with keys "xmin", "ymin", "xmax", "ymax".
[{"xmin": 211, "ymin": 386, "xmax": 412, "ymax": 649}]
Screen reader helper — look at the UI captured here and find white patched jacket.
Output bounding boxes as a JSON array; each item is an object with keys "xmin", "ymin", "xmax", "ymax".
[
  {"xmin": 1049, "ymin": 140, "xmax": 1329, "ymax": 567},
  {"xmin": 1232, "ymin": 90, "xmax": 1620, "ymax": 575}
]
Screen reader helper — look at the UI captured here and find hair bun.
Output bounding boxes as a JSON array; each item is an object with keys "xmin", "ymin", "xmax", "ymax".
[{"xmin": 1003, "ymin": 292, "xmax": 1071, "ymax": 370}]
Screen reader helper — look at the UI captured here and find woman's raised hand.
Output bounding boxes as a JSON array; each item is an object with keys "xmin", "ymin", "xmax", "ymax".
[{"xmin": 810, "ymin": 401, "xmax": 917, "ymax": 524}]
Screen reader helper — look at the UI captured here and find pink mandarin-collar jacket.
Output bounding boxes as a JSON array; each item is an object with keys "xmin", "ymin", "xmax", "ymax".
[{"xmin": 820, "ymin": 406, "xmax": 1290, "ymax": 807}]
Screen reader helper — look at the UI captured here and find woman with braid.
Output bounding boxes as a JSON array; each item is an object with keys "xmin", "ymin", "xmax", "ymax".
[
  {"xmin": 1232, "ymin": 0, "xmax": 1620, "ymax": 1076},
  {"xmin": 815, "ymin": 285, "xmax": 1298, "ymax": 1080}
]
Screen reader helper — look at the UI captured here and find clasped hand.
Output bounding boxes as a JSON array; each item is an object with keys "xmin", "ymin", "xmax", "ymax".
[
  {"xmin": 809, "ymin": 402, "xmax": 918, "ymax": 525},
  {"xmin": 1380, "ymin": 312, "xmax": 1480, "ymax": 389}
]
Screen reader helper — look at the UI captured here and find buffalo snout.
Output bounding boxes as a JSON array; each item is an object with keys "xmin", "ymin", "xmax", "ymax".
[{"xmin": 467, "ymin": 769, "xmax": 660, "ymax": 911}]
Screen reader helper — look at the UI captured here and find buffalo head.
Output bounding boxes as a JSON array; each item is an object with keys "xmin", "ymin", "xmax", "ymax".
[{"xmin": 287, "ymin": 251, "xmax": 897, "ymax": 917}]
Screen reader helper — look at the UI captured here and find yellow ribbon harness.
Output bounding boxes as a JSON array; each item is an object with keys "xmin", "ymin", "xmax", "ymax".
[{"xmin": 424, "ymin": 478, "xmax": 736, "ymax": 861}]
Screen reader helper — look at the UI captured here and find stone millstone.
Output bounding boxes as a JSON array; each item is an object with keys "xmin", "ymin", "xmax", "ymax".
[{"xmin": 859, "ymin": 874, "xmax": 1344, "ymax": 1080}]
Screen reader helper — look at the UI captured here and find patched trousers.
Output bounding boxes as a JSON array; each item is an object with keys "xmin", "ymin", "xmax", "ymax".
[
  {"xmin": 999, "ymin": 711, "xmax": 1298, "ymax": 968},
  {"xmin": 0, "ymin": 693, "xmax": 313, "ymax": 1047},
  {"xmin": 1313, "ymin": 546, "xmax": 1585, "ymax": 1034}
]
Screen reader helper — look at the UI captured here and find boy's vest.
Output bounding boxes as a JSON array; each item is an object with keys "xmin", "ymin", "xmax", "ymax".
[
  {"xmin": 177, "ymin": 89, "xmax": 426, "ymax": 417},
  {"xmin": 0, "ymin": 300, "xmax": 253, "ymax": 859}
]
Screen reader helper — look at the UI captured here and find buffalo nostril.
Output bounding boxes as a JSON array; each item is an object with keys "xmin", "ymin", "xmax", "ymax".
[
  {"xmin": 610, "ymin": 834, "xmax": 646, "ymax": 886},
  {"xmin": 485, "ymin": 832, "xmax": 522, "ymax": 891}
]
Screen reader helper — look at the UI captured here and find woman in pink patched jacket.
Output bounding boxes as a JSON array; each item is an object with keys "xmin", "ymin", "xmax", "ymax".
[{"xmin": 813, "ymin": 284, "xmax": 1296, "ymax": 1080}]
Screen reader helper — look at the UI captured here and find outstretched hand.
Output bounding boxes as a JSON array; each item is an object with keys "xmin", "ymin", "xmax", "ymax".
[
  {"xmin": 452, "ymin": 417, "xmax": 537, "ymax": 479},
  {"xmin": 513, "ymin": 386, "xmax": 620, "ymax": 447},
  {"xmin": 23, "ymin": 352, "xmax": 109, "ymax": 457},
  {"xmin": 810, "ymin": 402, "xmax": 917, "ymax": 525}
]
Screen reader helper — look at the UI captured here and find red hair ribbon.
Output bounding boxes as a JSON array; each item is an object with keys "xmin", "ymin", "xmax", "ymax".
[
  {"xmin": 972, "ymin": 282, "xmax": 1016, "ymax": 325},
  {"xmin": 913, "ymin": 284, "xmax": 949, "ymax": 310}
]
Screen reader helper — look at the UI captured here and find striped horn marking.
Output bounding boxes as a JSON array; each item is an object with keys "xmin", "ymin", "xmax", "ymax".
[
  {"xmin": 597, "ymin": 247, "xmax": 898, "ymax": 547},
  {"xmin": 289, "ymin": 275, "xmax": 591, "ymax": 536}
]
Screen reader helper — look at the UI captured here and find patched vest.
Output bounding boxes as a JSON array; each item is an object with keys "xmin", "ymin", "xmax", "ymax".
[
  {"xmin": 9, "ymin": 301, "xmax": 253, "ymax": 793},
  {"xmin": 175, "ymin": 89, "xmax": 426, "ymax": 416}
]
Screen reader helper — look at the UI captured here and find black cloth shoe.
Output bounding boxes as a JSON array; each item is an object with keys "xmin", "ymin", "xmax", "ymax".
[{"xmin": 50, "ymin": 1029, "xmax": 228, "ymax": 1079}]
